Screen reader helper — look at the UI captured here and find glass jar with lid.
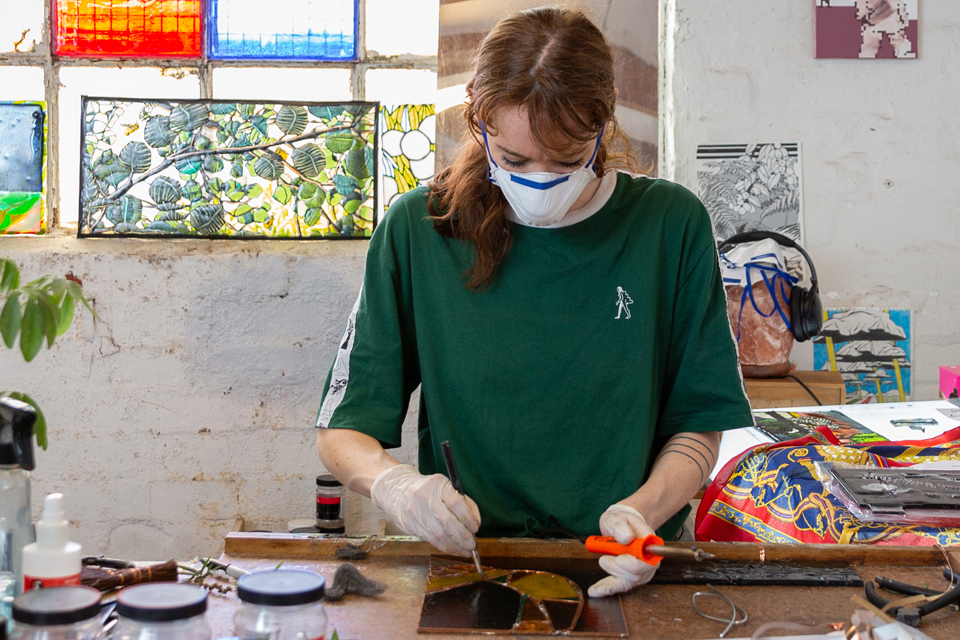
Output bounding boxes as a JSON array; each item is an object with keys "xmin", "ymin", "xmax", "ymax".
[
  {"xmin": 232, "ymin": 569, "xmax": 326, "ymax": 640},
  {"xmin": 9, "ymin": 585, "xmax": 102, "ymax": 639},
  {"xmin": 110, "ymin": 583, "xmax": 211, "ymax": 640}
]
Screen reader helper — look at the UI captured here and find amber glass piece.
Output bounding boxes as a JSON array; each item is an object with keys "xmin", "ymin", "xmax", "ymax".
[
  {"xmin": 55, "ymin": 0, "xmax": 201, "ymax": 57},
  {"xmin": 508, "ymin": 571, "xmax": 581, "ymax": 601},
  {"xmin": 426, "ymin": 563, "xmax": 508, "ymax": 592}
]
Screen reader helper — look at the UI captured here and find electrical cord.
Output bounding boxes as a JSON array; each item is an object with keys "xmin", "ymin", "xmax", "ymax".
[{"xmin": 785, "ymin": 374, "xmax": 824, "ymax": 406}]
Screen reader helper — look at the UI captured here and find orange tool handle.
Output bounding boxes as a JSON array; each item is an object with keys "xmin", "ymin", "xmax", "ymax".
[{"xmin": 585, "ymin": 534, "xmax": 665, "ymax": 565}]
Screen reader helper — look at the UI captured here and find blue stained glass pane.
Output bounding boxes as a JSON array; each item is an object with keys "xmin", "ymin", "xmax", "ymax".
[
  {"xmin": 0, "ymin": 104, "xmax": 44, "ymax": 192},
  {"xmin": 209, "ymin": 0, "xmax": 357, "ymax": 60}
]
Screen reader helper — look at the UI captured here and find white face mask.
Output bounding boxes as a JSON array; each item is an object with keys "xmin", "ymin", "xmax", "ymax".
[{"xmin": 481, "ymin": 122, "xmax": 603, "ymax": 227}]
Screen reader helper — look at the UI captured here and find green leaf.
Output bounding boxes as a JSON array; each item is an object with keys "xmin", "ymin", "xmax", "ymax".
[
  {"xmin": 343, "ymin": 198, "xmax": 360, "ymax": 214},
  {"xmin": 274, "ymin": 184, "xmax": 291, "ymax": 205},
  {"xmin": 118, "ymin": 142, "xmax": 152, "ymax": 173},
  {"xmin": 308, "ymin": 106, "xmax": 343, "ymax": 120},
  {"xmin": 0, "ymin": 293, "xmax": 22, "ymax": 349},
  {"xmin": 324, "ymin": 148, "xmax": 336, "ymax": 170},
  {"xmin": 345, "ymin": 148, "xmax": 369, "ymax": 179},
  {"xmin": 150, "ymin": 176, "xmax": 182, "ymax": 204},
  {"xmin": 190, "ymin": 204, "xmax": 225, "ymax": 234},
  {"xmin": 254, "ymin": 156, "xmax": 283, "ymax": 181},
  {"xmin": 250, "ymin": 115, "xmax": 269, "ymax": 138},
  {"xmin": 246, "ymin": 184, "xmax": 263, "ymax": 199},
  {"xmin": 304, "ymin": 207, "xmax": 323, "ymax": 226},
  {"xmin": 233, "ymin": 203, "xmax": 253, "ymax": 218},
  {"xmin": 170, "ymin": 103, "xmax": 210, "ymax": 132},
  {"xmin": 325, "ymin": 133, "xmax": 354, "ymax": 155},
  {"xmin": 358, "ymin": 205, "xmax": 373, "ymax": 222},
  {"xmin": 58, "ymin": 294, "xmax": 75, "ymax": 337},
  {"xmin": 1, "ymin": 259, "xmax": 20, "ymax": 293},
  {"xmin": 210, "ymin": 103, "xmax": 236, "ymax": 116},
  {"xmin": 275, "ymin": 105, "xmax": 308, "ymax": 136},
  {"xmin": 226, "ymin": 189, "xmax": 245, "ymax": 202},
  {"xmin": 35, "ymin": 293, "xmax": 60, "ymax": 349},
  {"xmin": 333, "ymin": 174, "xmax": 358, "ymax": 195},
  {"xmin": 202, "ymin": 154, "xmax": 224, "ymax": 173},
  {"xmin": 292, "ymin": 144, "xmax": 324, "ymax": 178},
  {"xmin": 298, "ymin": 182, "xmax": 319, "ymax": 202},
  {"xmin": 120, "ymin": 196, "xmax": 143, "ymax": 224},
  {"xmin": 253, "ymin": 207, "xmax": 269, "ymax": 223},
  {"xmin": 144, "ymin": 117, "xmax": 176, "ymax": 148},
  {"xmin": 236, "ymin": 212, "xmax": 255, "ymax": 225},
  {"xmin": 19, "ymin": 299, "xmax": 43, "ymax": 362}
]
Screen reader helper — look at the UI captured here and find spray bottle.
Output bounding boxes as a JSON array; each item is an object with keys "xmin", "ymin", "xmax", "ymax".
[{"xmin": 0, "ymin": 397, "xmax": 37, "ymax": 606}]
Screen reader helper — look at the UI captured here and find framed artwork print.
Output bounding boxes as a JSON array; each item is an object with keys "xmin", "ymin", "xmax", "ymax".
[
  {"xmin": 815, "ymin": 0, "xmax": 918, "ymax": 59},
  {"xmin": 813, "ymin": 308, "xmax": 912, "ymax": 403},
  {"xmin": 79, "ymin": 98, "xmax": 377, "ymax": 238},
  {"xmin": 0, "ymin": 102, "xmax": 45, "ymax": 235},
  {"xmin": 697, "ymin": 142, "xmax": 803, "ymax": 243}
]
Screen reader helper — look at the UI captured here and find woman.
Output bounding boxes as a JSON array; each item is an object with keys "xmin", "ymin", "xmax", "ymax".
[{"xmin": 315, "ymin": 7, "xmax": 751, "ymax": 597}]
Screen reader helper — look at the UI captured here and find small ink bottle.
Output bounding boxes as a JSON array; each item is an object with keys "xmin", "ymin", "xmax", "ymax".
[
  {"xmin": 232, "ymin": 570, "xmax": 326, "ymax": 640},
  {"xmin": 111, "ymin": 583, "xmax": 211, "ymax": 640},
  {"xmin": 315, "ymin": 475, "xmax": 345, "ymax": 533},
  {"xmin": 9, "ymin": 585, "xmax": 102, "ymax": 639}
]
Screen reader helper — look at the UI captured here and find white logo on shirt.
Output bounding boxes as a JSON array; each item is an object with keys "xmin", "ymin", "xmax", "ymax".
[{"xmin": 615, "ymin": 286, "xmax": 633, "ymax": 320}]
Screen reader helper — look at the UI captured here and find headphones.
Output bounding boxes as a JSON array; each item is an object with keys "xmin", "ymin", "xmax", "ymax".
[{"xmin": 717, "ymin": 231, "xmax": 822, "ymax": 342}]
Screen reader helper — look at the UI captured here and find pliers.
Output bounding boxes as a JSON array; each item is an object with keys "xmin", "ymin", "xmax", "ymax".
[{"xmin": 864, "ymin": 569, "xmax": 960, "ymax": 627}]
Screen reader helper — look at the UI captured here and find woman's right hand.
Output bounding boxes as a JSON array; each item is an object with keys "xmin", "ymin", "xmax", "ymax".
[{"xmin": 371, "ymin": 464, "xmax": 482, "ymax": 557}]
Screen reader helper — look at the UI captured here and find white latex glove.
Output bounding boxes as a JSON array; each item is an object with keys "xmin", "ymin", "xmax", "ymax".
[
  {"xmin": 370, "ymin": 464, "xmax": 481, "ymax": 557},
  {"xmin": 587, "ymin": 504, "xmax": 660, "ymax": 598}
]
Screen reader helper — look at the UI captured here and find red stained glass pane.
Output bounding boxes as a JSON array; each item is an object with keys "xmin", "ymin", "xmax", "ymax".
[{"xmin": 54, "ymin": 0, "xmax": 201, "ymax": 58}]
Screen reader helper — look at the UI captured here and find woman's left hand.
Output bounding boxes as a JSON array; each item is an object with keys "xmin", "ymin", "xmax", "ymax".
[{"xmin": 587, "ymin": 504, "xmax": 660, "ymax": 597}]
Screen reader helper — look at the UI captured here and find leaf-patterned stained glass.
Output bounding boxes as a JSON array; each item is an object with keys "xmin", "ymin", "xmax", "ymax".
[
  {"xmin": 379, "ymin": 104, "xmax": 434, "ymax": 219},
  {"xmin": 79, "ymin": 98, "xmax": 377, "ymax": 238},
  {"xmin": 0, "ymin": 103, "xmax": 45, "ymax": 235},
  {"xmin": 208, "ymin": 0, "xmax": 357, "ymax": 60},
  {"xmin": 54, "ymin": 0, "xmax": 201, "ymax": 58}
]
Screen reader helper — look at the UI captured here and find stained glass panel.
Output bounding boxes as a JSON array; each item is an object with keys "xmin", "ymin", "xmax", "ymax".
[
  {"xmin": 79, "ymin": 98, "xmax": 377, "ymax": 238},
  {"xmin": 208, "ymin": 0, "xmax": 357, "ymax": 60},
  {"xmin": 54, "ymin": 0, "xmax": 201, "ymax": 58},
  {"xmin": 379, "ymin": 104, "xmax": 435, "ymax": 218},
  {"xmin": 0, "ymin": 103, "xmax": 45, "ymax": 235}
]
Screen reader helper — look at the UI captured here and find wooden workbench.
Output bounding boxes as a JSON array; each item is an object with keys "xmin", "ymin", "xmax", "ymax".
[{"xmin": 212, "ymin": 534, "xmax": 960, "ymax": 639}]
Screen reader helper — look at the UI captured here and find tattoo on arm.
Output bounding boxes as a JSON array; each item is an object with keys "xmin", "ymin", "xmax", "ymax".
[{"xmin": 653, "ymin": 434, "xmax": 720, "ymax": 486}]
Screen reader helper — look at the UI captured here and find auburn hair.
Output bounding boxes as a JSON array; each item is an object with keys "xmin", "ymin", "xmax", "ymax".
[{"xmin": 428, "ymin": 6, "xmax": 639, "ymax": 290}]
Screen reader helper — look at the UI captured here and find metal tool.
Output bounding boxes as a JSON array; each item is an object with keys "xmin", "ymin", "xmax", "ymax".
[
  {"xmin": 586, "ymin": 535, "xmax": 716, "ymax": 565},
  {"xmin": 439, "ymin": 440, "xmax": 484, "ymax": 577},
  {"xmin": 864, "ymin": 573, "xmax": 960, "ymax": 627}
]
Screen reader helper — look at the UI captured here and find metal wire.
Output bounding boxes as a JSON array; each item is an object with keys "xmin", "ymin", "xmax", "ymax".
[{"xmin": 691, "ymin": 584, "xmax": 748, "ymax": 638}]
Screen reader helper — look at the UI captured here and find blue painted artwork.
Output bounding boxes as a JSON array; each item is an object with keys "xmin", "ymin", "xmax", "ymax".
[
  {"xmin": 813, "ymin": 308, "xmax": 912, "ymax": 404},
  {"xmin": 0, "ymin": 104, "xmax": 44, "ymax": 192},
  {"xmin": 208, "ymin": 0, "xmax": 357, "ymax": 60}
]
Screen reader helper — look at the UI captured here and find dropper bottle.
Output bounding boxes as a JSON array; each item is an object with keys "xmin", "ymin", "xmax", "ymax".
[{"xmin": 21, "ymin": 494, "xmax": 82, "ymax": 591}]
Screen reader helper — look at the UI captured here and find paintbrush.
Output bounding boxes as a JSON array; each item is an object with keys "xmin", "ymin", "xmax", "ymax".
[{"xmin": 440, "ymin": 440, "xmax": 484, "ymax": 578}]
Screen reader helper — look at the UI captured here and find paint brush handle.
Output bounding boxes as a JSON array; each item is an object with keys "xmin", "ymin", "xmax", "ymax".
[
  {"xmin": 440, "ymin": 440, "xmax": 464, "ymax": 494},
  {"xmin": 439, "ymin": 440, "xmax": 484, "ymax": 576}
]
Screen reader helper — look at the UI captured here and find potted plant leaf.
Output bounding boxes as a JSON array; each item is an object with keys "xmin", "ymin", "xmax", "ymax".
[{"xmin": 0, "ymin": 257, "xmax": 95, "ymax": 449}]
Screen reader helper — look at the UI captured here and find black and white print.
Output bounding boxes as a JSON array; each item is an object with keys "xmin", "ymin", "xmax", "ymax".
[{"xmin": 696, "ymin": 143, "xmax": 803, "ymax": 243}]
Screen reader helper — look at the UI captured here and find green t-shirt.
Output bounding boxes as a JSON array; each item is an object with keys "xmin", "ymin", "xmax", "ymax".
[{"xmin": 316, "ymin": 174, "xmax": 752, "ymax": 539}]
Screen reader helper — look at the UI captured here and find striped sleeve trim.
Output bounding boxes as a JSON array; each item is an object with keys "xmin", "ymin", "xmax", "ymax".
[{"xmin": 316, "ymin": 287, "xmax": 363, "ymax": 428}]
